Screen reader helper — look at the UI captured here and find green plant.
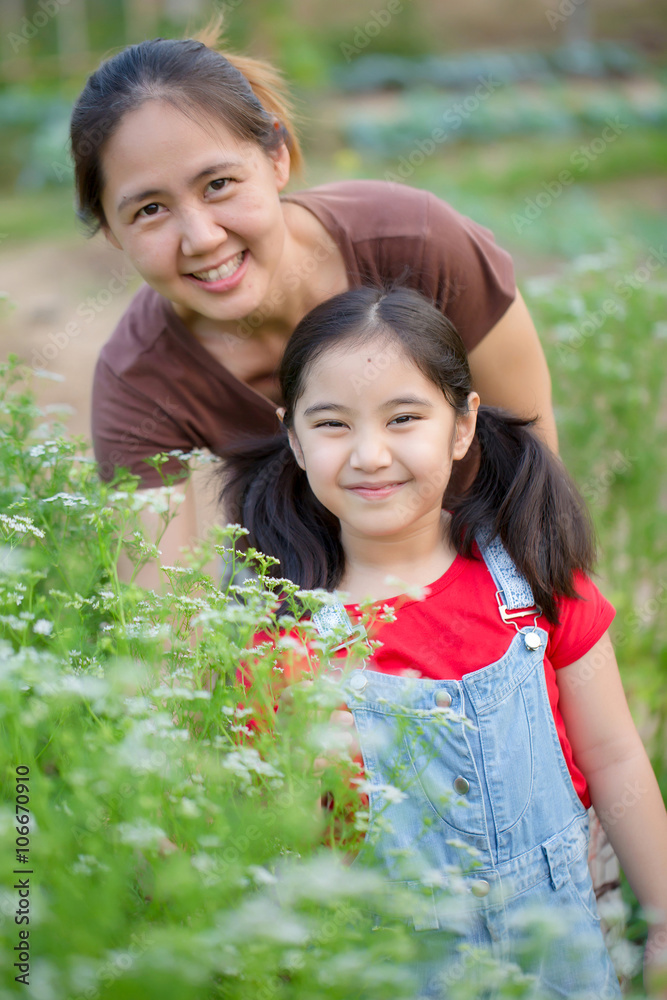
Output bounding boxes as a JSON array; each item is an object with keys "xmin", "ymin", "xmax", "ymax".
[{"xmin": 1, "ymin": 357, "xmax": 576, "ymax": 998}]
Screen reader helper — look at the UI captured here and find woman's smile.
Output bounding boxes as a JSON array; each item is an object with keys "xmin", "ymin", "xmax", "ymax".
[{"xmin": 184, "ymin": 249, "xmax": 249, "ymax": 291}]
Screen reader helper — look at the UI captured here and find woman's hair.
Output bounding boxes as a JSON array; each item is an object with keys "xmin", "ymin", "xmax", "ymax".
[
  {"xmin": 70, "ymin": 13, "xmax": 302, "ymax": 232},
  {"xmin": 220, "ymin": 286, "xmax": 596, "ymax": 624}
]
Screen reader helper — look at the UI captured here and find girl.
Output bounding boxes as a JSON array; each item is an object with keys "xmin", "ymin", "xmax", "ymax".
[{"xmin": 221, "ymin": 286, "xmax": 667, "ymax": 998}]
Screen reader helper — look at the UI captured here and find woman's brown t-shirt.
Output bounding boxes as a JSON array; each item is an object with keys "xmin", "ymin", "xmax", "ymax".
[{"xmin": 92, "ymin": 180, "xmax": 515, "ymax": 486}]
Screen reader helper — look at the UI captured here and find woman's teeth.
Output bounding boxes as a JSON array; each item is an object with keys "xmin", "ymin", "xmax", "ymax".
[{"xmin": 191, "ymin": 252, "xmax": 244, "ymax": 281}]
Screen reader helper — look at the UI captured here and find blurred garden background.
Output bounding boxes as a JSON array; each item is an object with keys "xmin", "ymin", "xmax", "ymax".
[{"xmin": 1, "ymin": 0, "xmax": 667, "ymax": 996}]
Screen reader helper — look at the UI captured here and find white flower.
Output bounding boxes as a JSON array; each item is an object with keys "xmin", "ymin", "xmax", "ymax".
[
  {"xmin": 353, "ymin": 781, "xmax": 408, "ymax": 805},
  {"xmin": 33, "ymin": 619, "xmax": 53, "ymax": 636},
  {"xmin": 221, "ymin": 748, "xmax": 282, "ymax": 781},
  {"xmin": 382, "ymin": 576, "xmax": 431, "ymax": 601},
  {"xmin": 221, "ymin": 706, "xmax": 254, "ymax": 718},
  {"xmin": 71, "ymin": 854, "xmax": 110, "ymax": 875},
  {"xmin": 116, "ymin": 820, "xmax": 167, "ymax": 849},
  {"xmin": 0, "ymin": 514, "xmax": 45, "ymax": 539},
  {"xmin": 247, "ymin": 865, "xmax": 276, "ymax": 886},
  {"xmin": 42, "ymin": 492, "xmax": 90, "ymax": 507}
]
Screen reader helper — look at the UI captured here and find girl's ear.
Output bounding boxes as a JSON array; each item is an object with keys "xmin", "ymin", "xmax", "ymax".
[
  {"xmin": 287, "ymin": 427, "xmax": 306, "ymax": 471},
  {"xmin": 277, "ymin": 409, "xmax": 306, "ymax": 470},
  {"xmin": 452, "ymin": 391, "xmax": 480, "ymax": 461}
]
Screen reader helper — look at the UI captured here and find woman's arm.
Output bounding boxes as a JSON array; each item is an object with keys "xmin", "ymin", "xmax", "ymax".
[
  {"xmin": 557, "ymin": 632, "xmax": 667, "ymax": 991},
  {"xmin": 118, "ymin": 462, "xmax": 219, "ymax": 589},
  {"xmin": 468, "ymin": 290, "xmax": 559, "ymax": 453}
]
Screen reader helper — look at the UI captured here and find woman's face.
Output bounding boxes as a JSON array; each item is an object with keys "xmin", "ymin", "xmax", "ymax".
[
  {"xmin": 100, "ymin": 99, "xmax": 291, "ymax": 327},
  {"xmin": 283, "ymin": 336, "xmax": 478, "ymax": 546}
]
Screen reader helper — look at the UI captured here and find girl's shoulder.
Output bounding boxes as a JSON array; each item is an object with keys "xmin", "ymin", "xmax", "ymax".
[{"xmin": 547, "ymin": 569, "xmax": 616, "ymax": 669}]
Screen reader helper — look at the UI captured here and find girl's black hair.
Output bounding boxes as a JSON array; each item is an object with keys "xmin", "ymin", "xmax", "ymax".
[{"xmin": 220, "ymin": 286, "xmax": 595, "ymax": 623}]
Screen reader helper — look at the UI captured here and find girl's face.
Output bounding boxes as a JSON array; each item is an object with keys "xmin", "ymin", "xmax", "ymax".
[
  {"xmin": 282, "ymin": 336, "xmax": 478, "ymax": 545},
  {"xmin": 100, "ymin": 100, "xmax": 291, "ymax": 326}
]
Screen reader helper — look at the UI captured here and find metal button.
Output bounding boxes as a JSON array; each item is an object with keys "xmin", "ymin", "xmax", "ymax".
[
  {"xmin": 453, "ymin": 776, "xmax": 470, "ymax": 794},
  {"xmin": 434, "ymin": 690, "xmax": 452, "ymax": 708},
  {"xmin": 524, "ymin": 631, "xmax": 542, "ymax": 651},
  {"xmin": 349, "ymin": 673, "xmax": 368, "ymax": 693},
  {"xmin": 471, "ymin": 879, "xmax": 490, "ymax": 898}
]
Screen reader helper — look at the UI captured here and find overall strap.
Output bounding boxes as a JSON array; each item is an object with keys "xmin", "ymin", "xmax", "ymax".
[{"xmin": 476, "ymin": 531, "xmax": 539, "ymax": 618}]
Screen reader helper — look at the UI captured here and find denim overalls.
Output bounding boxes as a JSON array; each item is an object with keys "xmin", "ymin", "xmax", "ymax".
[{"xmin": 321, "ymin": 535, "xmax": 622, "ymax": 999}]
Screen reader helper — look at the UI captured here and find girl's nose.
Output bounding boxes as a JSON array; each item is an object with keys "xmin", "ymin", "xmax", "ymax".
[
  {"xmin": 350, "ymin": 433, "xmax": 392, "ymax": 471},
  {"xmin": 179, "ymin": 207, "xmax": 227, "ymax": 258}
]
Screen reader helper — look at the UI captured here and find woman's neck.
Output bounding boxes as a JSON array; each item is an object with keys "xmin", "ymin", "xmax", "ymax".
[{"xmin": 337, "ymin": 512, "xmax": 457, "ymax": 606}]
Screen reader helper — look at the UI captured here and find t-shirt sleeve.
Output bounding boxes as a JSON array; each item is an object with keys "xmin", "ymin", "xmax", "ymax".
[
  {"xmin": 91, "ymin": 357, "xmax": 190, "ymax": 487},
  {"xmin": 546, "ymin": 572, "xmax": 616, "ymax": 670},
  {"xmin": 423, "ymin": 192, "xmax": 516, "ymax": 352}
]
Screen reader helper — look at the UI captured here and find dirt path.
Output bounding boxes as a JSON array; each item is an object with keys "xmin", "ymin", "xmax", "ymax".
[{"xmin": 0, "ymin": 236, "xmax": 140, "ymax": 441}]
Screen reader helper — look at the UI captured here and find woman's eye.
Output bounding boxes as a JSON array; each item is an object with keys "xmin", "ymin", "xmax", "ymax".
[
  {"xmin": 137, "ymin": 203, "xmax": 161, "ymax": 218},
  {"xmin": 208, "ymin": 178, "xmax": 232, "ymax": 193}
]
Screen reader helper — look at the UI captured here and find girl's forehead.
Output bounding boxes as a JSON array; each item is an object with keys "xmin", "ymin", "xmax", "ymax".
[{"xmin": 299, "ymin": 336, "xmax": 441, "ymax": 405}]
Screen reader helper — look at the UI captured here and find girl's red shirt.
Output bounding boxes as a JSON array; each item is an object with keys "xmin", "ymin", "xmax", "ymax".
[{"xmin": 247, "ymin": 546, "xmax": 616, "ymax": 809}]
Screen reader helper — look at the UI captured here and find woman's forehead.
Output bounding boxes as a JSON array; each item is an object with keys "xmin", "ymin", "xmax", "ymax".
[{"xmin": 99, "ymin": 100, "xmax": 259, "ymax": 207}]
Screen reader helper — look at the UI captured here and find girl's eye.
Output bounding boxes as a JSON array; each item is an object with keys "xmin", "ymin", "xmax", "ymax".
[
  {"xmin": 390, "ymin": 415, "xmax": 419, "ymax": 425},
  {"xmin": 315, "ymin": 420, "xmax": 346, "ymax": 429},
  {"xmin": 208, "ymin": 178, "xmax": 232, "ymax": 193}
]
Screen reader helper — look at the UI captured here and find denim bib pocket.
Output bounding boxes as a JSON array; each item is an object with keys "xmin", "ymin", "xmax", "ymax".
[{"xmin": 564, "ymin": 840, "xmax": 602, "ymax": 924}]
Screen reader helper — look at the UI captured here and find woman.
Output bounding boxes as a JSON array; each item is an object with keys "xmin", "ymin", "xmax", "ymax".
[{"xmin": 70, "ymin": 17, "xmax": 555, "ymax": 566}]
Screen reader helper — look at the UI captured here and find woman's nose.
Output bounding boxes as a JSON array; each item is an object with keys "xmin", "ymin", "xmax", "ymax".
[{"xmin": 179, "ymin": 207, "xmax": 227, "ymax": 258}]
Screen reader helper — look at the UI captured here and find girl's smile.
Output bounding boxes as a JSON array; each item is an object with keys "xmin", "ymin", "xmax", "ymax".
[{"xmin": 343, "ymin": 481, "xmax": 409, "ymax": 500}]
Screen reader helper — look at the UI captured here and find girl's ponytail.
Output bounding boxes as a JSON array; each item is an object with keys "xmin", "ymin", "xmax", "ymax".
[
  {"xmin": 192, "ymin": 13, "xmax": 303, "ymax": 174},
  {"xmin": 449, "ymin": 407, "xmax": 596, "ymax": 624},
  {"xmin": 219, "ymin": 433, "xmax": 343, "ymax": 595}
]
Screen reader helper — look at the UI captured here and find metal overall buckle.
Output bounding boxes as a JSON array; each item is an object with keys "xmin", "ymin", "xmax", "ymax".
[
  {"xmin": 495, "ymin": 590, "xmax": 544, "ymax": 650},
  {"xmin": 312, "ymin": 601, "xmax": 371, "ymax": 689}
]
